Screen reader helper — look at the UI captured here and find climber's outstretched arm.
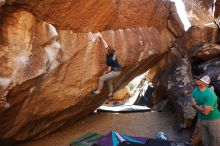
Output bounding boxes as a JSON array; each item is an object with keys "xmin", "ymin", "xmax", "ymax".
[{"xmin": 99, "ymin": 36, "xmax": 108, "ymax": 49}]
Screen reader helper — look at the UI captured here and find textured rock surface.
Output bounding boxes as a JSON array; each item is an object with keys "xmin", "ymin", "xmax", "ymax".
[
  {"xmin": 2, "ymin": 0, "xmax": 218, "ymax": 143},
  {"xmin": 5, "ymin": 0, "xmax": 220, "ymax": 143},
  {"xmin": 0, "ymin": 9, "xmax": 63, "ymax": 140},
  {"xmin": 0, "ymin": 0, "xmax": 5, "ymax": 7},
  {"xmin": 5, "ymin": 0, "xmax": 169, "ymax": 32},
  {"xmin": 194, "ymin": 57, "xmax": 220, "ymax": 87},
  {"xmin": 179, "ymin": 26, "xmax": 219, "ymax": 55},
  {"xmin": 0, "ymin": 0, "xmax": 180, "ymax": 141},
  {"xmin": 214, "ymin": 0, "xmax": 220, "ymax": 27},
  {"xmin": 193, "ymin": 43, "xmax": 220, "ymax": 61},
  {"xmin": 112, "ymin": 86, "xmax": 130, "ymax": 100},
  {"xmin": 147, "ymin": 48, "xmax": 196, "ymax": 128},
  {"xmin": 183, "ymin": 0, "xmax": 215, "ymax": 27},
  {"xmin": 215, "ymin": 0, "xmax": 220, "ymax": 16}
]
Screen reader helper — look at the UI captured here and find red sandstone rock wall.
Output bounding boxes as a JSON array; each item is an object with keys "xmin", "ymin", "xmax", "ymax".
[
  {"xmin": 0, "ymin": 0, "xmax": 184, "ymax": 141},
  {"xmin": 183, "ymin": 0, "xmax": 215, "ymax": 27},
  {"xmin": 5, "ymin": 0, "xmax": 169, "ymax": 32},
  {"xmin": 2, "ymin": 0, "xmax": 218, "ymax": 142}
]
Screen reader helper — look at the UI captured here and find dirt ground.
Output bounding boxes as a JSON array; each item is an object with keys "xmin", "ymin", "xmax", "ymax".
[{"xmin": 17, "ymin": 112, "xmax": 193, "ymax": 146}]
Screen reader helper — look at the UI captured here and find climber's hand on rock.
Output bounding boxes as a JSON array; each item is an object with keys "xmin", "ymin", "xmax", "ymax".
[{"xmin": 95, "ymin": 32, "xmax": 102, "ymax": 39}]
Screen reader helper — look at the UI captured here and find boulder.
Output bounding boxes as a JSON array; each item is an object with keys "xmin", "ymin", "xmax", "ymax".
[
  {"xmin": 147, "ymin": 48, "xmax": 196, "ymax": 128},
  {"xmin": 0, "ymin": 5, "xmax": 169, "ymax": 141},
  {"xmin": 113, "ymin": 86, "xmax": 131, "ymax": 100},
  {"xmin": 0, "ymin": 0, "xmax": 196, "ymax": 142},
  {"xmin": 194, "ymin": 58, "xmax": 220, "ymax": 80},
  {"xmin": 160, "ymin": 28, "xmax": 176, "ymax": 52},
  {"xmin": 179, "ymin": 26, "xmax": 219, "ymax": 55},
  {"xmin": 193, "ymin": 43, "xmax": 220, "ymax": 61}
]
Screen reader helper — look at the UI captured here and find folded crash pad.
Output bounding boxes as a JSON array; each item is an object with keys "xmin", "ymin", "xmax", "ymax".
[
  {"xmin": 95, "ymin": 131, "xmax": 148, "ymax": 146},
  {"xmin": 117, "ymin": 139, "xmax": 192, "ymax": 146},
  {"xmin": 97, "ymin": 105, "xmax": 151, "ymax": 113},
  {"xmin": 69, "ymin": 132, "xmax": 103, "ymax": 146}
]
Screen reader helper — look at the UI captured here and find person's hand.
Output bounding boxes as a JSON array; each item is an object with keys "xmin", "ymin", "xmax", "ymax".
[
  {"xmin": 95, "ymin": 32, "xmax": 103, "ymax": 39},
  {"xmin": 201, "ymin": 105, "xmax": 214, "ymax": 111},
  {"xmin": 192, "ymin": 98, "xmax": 197, "ymax": 106}
]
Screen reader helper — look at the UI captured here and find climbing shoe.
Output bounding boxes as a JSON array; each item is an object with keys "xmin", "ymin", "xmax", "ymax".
[
  {"xmin": 91, "ymin": 89, "xmax": 100, "ymax": 95},
  {"xmin": 106, "ymin": 95, "xmax": 113, "ymax": 98}
]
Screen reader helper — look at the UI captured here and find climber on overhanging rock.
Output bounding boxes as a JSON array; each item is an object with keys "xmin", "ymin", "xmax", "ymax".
[{"xmin": 91, "ymin": 34, "xmax": 121, "ymax": 98}]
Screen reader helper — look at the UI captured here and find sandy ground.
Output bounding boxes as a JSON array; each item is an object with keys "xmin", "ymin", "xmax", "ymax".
[{"xmin": 17, "ymin": 112, "xmax": 192, "ymax": 146}]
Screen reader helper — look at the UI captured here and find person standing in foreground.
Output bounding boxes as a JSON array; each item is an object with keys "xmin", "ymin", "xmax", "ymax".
[
  {"xmin": 91, "ymin": 35, "xmax": 121, "ymax": 98},
  {"xmin": 192, "ymin": 75, "xmax": 220, "ymax": 146}
]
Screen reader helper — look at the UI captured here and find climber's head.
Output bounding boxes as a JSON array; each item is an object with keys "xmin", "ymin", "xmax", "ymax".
[{"xmin": 107, "ymin": 46, "xmax": 115, "ymax": 55}]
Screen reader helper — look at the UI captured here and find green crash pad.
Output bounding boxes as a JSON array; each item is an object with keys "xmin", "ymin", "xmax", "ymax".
[{"xmin": 69, "ymin": 132, "xmax": 103, "ymax": 146}]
